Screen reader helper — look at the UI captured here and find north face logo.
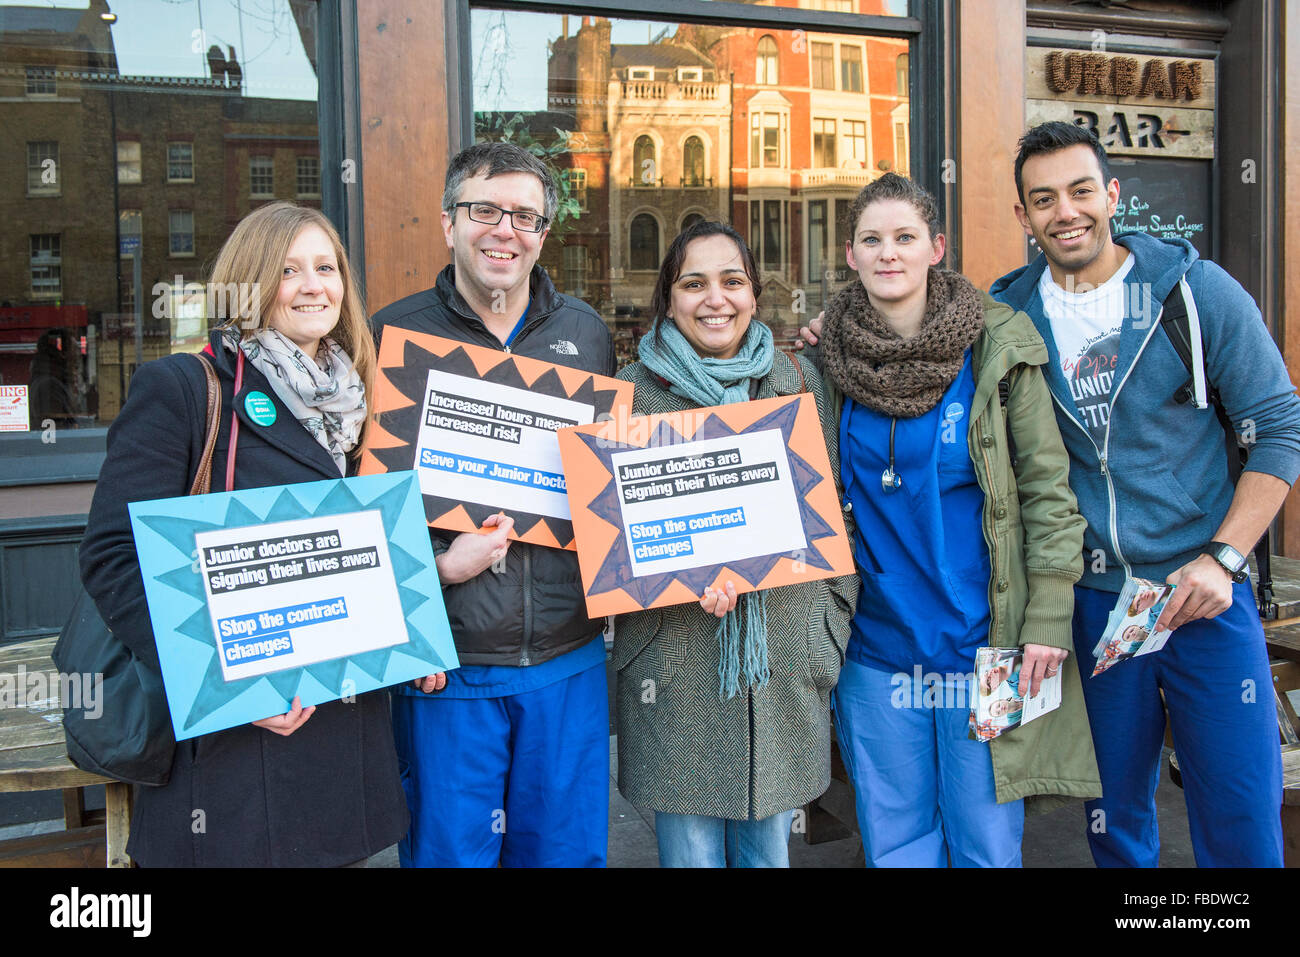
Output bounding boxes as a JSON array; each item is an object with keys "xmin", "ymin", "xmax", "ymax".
[{"xmin": 550, "ymin": 340, "xmax": 579, "ymax": 356}]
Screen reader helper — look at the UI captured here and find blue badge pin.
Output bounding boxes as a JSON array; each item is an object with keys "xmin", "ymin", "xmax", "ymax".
[
  {"xmin": 244, "ymin": 391, "xmax": 277, "ymax": 427},
  {"xmin": 944, "ymin": 401, "xmax": 965, "ymax": 423}
]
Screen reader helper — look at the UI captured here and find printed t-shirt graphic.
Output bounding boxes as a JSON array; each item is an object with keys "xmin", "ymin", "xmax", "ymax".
[{"xmin": 1039, "ymin": 255, "xmax": 1135, "ymax": 449}]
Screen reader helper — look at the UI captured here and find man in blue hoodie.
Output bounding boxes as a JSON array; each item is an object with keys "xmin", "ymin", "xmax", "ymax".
[{"xmin": 989, "ymin": 121, "xmax": 1300, "ymax": 867}]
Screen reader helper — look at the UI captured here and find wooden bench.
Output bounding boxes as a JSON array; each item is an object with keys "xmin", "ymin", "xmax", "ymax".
[{"xmin": 0, "ymin": 636, "xmax": 133, "ymax": 867}]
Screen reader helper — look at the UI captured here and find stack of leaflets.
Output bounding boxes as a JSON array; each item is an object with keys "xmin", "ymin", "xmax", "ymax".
[
  {"xmin": 1090, "ymin": 577, "xmax": 1177, "ymax": 677},
  {"xmin": 969, "ymin": 646, "xmax": 1062, "ymax": 742}
]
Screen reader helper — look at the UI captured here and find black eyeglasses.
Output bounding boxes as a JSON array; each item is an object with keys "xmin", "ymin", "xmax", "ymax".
[{"xmin": 453, "ymin": 201, "xmax": 549, "ymax": 234}]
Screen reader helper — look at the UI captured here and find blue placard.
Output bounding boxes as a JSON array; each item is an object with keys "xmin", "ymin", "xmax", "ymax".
[{"xmin": 128, "ymin": 472, "xmax": 456, "ymax": 740}]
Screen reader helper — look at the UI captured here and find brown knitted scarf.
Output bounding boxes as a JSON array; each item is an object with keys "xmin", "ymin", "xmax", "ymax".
[{"xmin": 821, "ymin": 268, "xmax": 985, "ymax": 418}]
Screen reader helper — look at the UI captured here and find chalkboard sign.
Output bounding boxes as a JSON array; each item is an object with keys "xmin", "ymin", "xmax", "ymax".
[
  {"xmin": 1107, "ymin": 157, "xmax": 1212, "ymax": 260},
  {"xmin": 1024, "ymin": 157, "xmax": 1213, "ymax": 263}
]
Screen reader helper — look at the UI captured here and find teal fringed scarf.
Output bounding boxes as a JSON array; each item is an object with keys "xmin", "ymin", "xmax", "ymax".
[{"xmin": 638, "ymin": 318, "xmax": 775, "ymax": 699}]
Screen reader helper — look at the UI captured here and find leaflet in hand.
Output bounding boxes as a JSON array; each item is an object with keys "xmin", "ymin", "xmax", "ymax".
[
  {"xmin": 1090, "ymin": 577, "xmax": 1176, "ymax": 677},
  {"xmin": 970, "ymin": 646, "xmax": 1062, "ymax": 743}
]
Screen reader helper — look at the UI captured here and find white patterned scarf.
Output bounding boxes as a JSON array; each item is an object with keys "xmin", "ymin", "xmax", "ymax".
[{"xmin": 226, "ymin": 328, "xmax": 366, "ymax": 475}]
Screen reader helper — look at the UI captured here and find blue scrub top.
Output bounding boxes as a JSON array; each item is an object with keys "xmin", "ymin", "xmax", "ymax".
[{"xmin": 840, "ymin": 351, "xmax": 992, "ymax": 675}]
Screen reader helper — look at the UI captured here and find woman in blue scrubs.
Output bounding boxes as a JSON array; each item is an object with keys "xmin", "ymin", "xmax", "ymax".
[{"xmin": 812, "ymin": 174, "xmax": 1097, "ymax": 866}]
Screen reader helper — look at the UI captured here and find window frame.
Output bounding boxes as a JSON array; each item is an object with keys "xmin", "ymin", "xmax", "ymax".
[
  {"xmin": 811, "ymin": 41, "xmax": 835, "ymax": 90},
  {"xmin": 812, "ymin": 118, "xmax": 836, "ymax": 169},
  {"xmin": 168, "ymin": 209, "xmax": 196, "ymax": 258},
  {"xmin": 25, "ymin": 65, "xmax": 55, "ymax": 96},
  {"xmin": 756, "ymin": 35, "xmax": 779, "ymax": 86},
  {"xmin": 29, "ymin": 233, "xmax": 62, "ymax": 299},
  {"xmin": 26, "ymin": 141, "xmax": 60, "ymax": 197},
  {"xmin": 628, "ymin": 211, "xmax": 661, "ymax": 271},
  {"xmin": 297, "ymin": 155, "xmax": 322, "ymax": 198},
  {"xmin": 249, "ymin": 155, "xmax": 276, "ymax": 198},
  {"xmin": 840, "ymin": 42, "xmax": 864, "ymax": 94},
  {"xmin": 116, "ymin": 140, "xmax": 142, "ymax": 185},
  {"xmin": 167, "ymin": 141, "xmax": 195, "ymax": 183}
]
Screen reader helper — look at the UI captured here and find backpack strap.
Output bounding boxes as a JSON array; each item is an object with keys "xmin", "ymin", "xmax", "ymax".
[{"xmin": 1160, "ymin": 281, "xmax": 1276, "ymax": 617}]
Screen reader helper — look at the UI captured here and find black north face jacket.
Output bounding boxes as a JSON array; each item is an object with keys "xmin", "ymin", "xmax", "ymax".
[{"xmin": 370, "ymin": 264, "xmax": 616, "ymax": 666}]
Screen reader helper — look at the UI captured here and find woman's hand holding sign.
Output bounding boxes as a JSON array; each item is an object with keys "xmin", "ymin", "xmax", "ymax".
[
  {"xmin": 701, "ymin": 581, "xmax": 738, "ymax": 618},
  {"xmin": 253, "ymin": 695, "xmax": 316, "ymax": 737}
]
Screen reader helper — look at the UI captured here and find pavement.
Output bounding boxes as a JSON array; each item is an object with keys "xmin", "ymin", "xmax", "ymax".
[{"xmin": 0, "ymin": 729, "xmax": 1196, "ymax": 867}]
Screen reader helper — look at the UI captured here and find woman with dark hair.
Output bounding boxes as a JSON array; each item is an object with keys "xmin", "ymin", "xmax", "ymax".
[
  {"xmin": 79, "ymin": 201, "xmax": 423, "ymax": 866},
  {"xmin": 613, "ymin": 220, "xmax": 857, "ymax": 867}
]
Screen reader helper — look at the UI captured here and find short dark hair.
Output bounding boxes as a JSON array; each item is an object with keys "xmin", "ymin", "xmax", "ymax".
[
  {"xmin": 442, "ymin": 141, "xmax": 559, "ymax": 220},
  {"xmin": 1014, "ymin": 121, "xmax": 1113, "ymax": 205},
  {"xmin": 649, "ymin": 220, "xmax": 762, "ymax": 344},
  {"xmin": 844, "ymin": 172, "xmax": 941, "ymax": 242}
]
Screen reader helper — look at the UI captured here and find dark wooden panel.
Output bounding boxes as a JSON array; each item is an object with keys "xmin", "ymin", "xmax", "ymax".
[{"xmin": 1, "ymin": 540, "xmax": 80, "ymax": 643}]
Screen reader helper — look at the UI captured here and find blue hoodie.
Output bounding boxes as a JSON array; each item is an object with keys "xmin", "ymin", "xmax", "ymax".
[{"xmin": 989, "ymin": 231, "xmax": 1300, "ymax": 592}]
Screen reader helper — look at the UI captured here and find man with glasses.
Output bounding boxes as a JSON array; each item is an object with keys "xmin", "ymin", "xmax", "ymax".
[{"xmin": 372, "ymin": 141, "xmax": 615, "ymax": 867}]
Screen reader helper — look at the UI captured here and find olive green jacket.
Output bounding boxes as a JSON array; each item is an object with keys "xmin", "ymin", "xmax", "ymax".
[
  {"xmin": 821, "ymin": 294, "xmax": 1101, "ymax": 808},
  {"xmin": 612, "ymin": 350, "xmax": 859, "ymax": 820}
]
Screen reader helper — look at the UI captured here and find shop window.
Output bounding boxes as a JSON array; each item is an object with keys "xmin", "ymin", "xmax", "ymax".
[
  {"xmin": 167, "ymin": 142, "xmax": 194, "ymax": 183},
  {"xmin": 30, "ymin": 235, "xmax": 62, "ymax": 298},
  {"xmin": 25, "ymin": 65, "xmax": 55, "ymax": 96},
  {"xmin": 756, "ymin": 36, "xmax": 779, "ymax": 86},
  {"xmin": 682, "ymin": 212, "xmax": 705, "ymax": 231},
  {"xmin": 633, "ymin": 136, "xmax": 657, "ymax": 187},
  {"xmin": 841, "ymin": 45, "xmax": 863, "ymax": 93},
  {"xmin": 250, "ymin": 156, "xmax": 275, "ymax": 197},
  {"xmin": 169, "ymin": 210, "xmax": 195, "ymax": 257},
  {"xmin": 297, "ymin": 156, "xmax": 321, "ymax": 197},
  {"xmin": 467, "ymin": 7, "xmax": 916, "ymax": 350},
  {"xmin": 630, "ymin": 214, "xmax": 660, "ymax": 270},
  {"xmin": 683, "ymin": 136, "xmax": 705, "ymax": 187},
  {"xmin": 117, "ymin": 141, "xmax": 142, "ymax": 184},
  {"xmin": 27, "ymin": 142, "xmax": 59, "ymax": 196},
  {"xmin": 813, "ymin": 119, "xmax": 836, "ymax": 168},
  {"xmin": 0, "ymin": 0, "xmax": 322, "ymax": 442},
  {"xmin": 811, "ymin": 42, "xmax": 835, "ymax": 90}
]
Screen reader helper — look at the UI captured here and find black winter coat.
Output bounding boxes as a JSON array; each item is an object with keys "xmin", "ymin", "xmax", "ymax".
[
  {"xmin": 370, "ymin": 265, "xmax": 615, "ymax": 666},
  {"xmin": 79, "ymin": 333, "xmax": 408, "ymax": 867}
]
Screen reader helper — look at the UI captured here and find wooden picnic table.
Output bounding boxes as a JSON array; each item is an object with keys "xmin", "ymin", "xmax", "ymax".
[{"xmin": 0, "ymin": 635, "xmax": 133, "ymax": 867}]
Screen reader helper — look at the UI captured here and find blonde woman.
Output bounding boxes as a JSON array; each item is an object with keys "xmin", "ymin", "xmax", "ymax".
[{"xmin": 80, "ymin": 202, "xmax": 425, "ymax": 866}]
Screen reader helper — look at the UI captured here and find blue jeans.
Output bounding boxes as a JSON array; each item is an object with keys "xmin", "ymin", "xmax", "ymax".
[
  {"xmin": 655, "ymin": 810, "xmax": 795, "ymax": 868},
  {"xmin": 1073, "ymin": 582, "xmax": 1282, "ymax": 867},
  {"xmin": 832, "ymin": 657, "xmax": 1024, "ymax": 867},
  {"xmin": 392, "ymin": 661, "xmax": 609, "ymax": 867}
]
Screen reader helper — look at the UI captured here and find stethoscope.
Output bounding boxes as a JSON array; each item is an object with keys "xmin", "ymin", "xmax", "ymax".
[{"xmin": 881, "ymin": 417, "xmax": 902, "ymax": 493}]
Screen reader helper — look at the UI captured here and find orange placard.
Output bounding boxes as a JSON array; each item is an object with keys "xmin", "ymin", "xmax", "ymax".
[
  {"xmin": 360, "ymin": 329, "xmax": 634, "ymax": 550},
  {"xmin": 556, "ymin": 393, "xmax": 854, "ymax": 616}
]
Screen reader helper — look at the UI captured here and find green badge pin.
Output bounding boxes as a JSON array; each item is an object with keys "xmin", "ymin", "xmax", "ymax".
[{"xmin": 244, "ymin": 391, "xmax": 277, "ymax": 426}]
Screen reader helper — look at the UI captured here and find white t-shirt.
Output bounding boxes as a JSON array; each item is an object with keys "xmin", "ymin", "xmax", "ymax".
[{"xmin": 1039, "ymin": 254, "xmax": 1136, "ymax": 450}]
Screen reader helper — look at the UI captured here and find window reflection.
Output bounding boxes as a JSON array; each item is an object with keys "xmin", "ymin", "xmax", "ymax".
[
  {"xmin": 471, "ymin": 9, "xmax": 909, "ymax": 354},
  {"xmin": 0, "ymin": 0, "xmax": 320, "ymax": 429}
]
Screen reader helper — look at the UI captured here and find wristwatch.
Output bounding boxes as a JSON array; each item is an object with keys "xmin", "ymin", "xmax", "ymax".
[{"xmin": 1204, "ymin": 541, "xmax": 1249, "ymax": 584}]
